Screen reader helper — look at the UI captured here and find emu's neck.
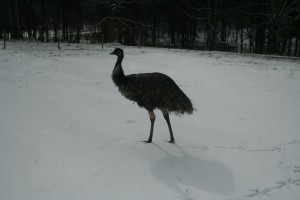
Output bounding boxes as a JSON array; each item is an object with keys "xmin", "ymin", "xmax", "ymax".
[
  {"xmin": 112, "ymin": 55, "xmax": 125, "ymax": 86},
  {"xmin": 115, "ymin": 55, "xmax": 123, "ymax": 67}
]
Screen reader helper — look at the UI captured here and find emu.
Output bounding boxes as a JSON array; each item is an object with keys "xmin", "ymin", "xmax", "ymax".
[{"xmin": 110, "ymin": 48, "xmax": 193, "ymax": 143}]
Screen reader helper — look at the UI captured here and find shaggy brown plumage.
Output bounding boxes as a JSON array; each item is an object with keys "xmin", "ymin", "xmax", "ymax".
[{"xmin": 110, "ymin": 48, "xmax": 193, "ymax": 143}]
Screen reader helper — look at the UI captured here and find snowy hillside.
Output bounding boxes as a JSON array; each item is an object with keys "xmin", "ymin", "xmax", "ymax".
[{"xmin": 1, "ymin": 41, "xmax": 300, "ymax": 200}]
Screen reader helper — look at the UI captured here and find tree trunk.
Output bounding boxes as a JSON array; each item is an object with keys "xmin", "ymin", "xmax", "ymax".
[
  {"xmin": 287, "ymin": 38, "xmax": 292, "ymax": 56},
  {"xmin": 235, "ymin": 27, "xmax": 238, "ymax": 44},
  {"xmin": 3, "ymin": 31, "xmax": 6, "ymax": 49},
  {"xmin": 11, "ymin": 0, "xmax": 22, "ymax": 39},
  {"xmin": 53, "ymin": 19, "xmax": 58, "ymax": 42},
  {"xmin": 7, "ymin": 1, "xmax": 14, "ymax": 38},
  {"xmin": 38, "ymin": 14, "xmax": 45, "ymax": 41},
  {"xmin": 170, "ymin": 21, "xmax": 176, "ymax": 46},
  {"xmin": 249, "ymin": 27, "xmax": 254, "ymax": 53},
  {"xmin": 62, "ymin": 0, "xmax": 69, "ymax": 41},
  {"xmin": 220, "ymin": 18, "xmax": 227, "ymax": 43},
  {"xmin": 255, "ymin": 26, "xmax": 265, "ymax": 54},
  {"xmin": 240, "ymin": 28, "xmax": 244, "ymax": 53},
  {"xmin": 207, "ymin": 0, "xmax": 218, "ymax": 50},
  {"xmin": 152, "ymin": 17, "xmax": 156, "ymax": 46},
  {"xmin": 45, "ymin": 24, "xmax": 49, "ymax": 42},
  {"xmin": 294, "ymin": 38, "xmax": 299, "ymax": 57},
  {"xmin": 281, "ymin": 39, "xmax": 287, "ymax": 55},
  {"xmin": 180, "ymin": 14, "xmax": 185, "ymax": 48},
  {"xmin": 76, "ymin": 0, "xmax": 82, "ymax": 44}
]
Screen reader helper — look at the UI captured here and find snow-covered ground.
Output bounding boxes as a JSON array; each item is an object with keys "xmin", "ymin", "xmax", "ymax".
[{"xmin": 1, "ymin": 41, "xmax": 300, "ymax": 200}]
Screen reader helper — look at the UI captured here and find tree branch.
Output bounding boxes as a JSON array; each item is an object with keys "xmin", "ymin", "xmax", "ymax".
[
  {"xmin": 186, "ymin": 3, "xmax": 211, "ymax": 11},
  {"xmin": 179, "ymin": 7, "xmax": 208, "ymax": 21},
  {"xmin": 97, "ymin": 16, "xmax": 151, "ymax": 28}
]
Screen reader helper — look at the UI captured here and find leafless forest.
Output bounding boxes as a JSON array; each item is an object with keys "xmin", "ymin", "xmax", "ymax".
[{"xmin": 1, "ymin": 0, "xmax": 299, "ymax": 56}]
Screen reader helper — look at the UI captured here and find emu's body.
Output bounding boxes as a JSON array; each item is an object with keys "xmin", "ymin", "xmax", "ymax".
[{"xmin": 110, "ymin": 48, "xmax": 193, "ymax": 143}]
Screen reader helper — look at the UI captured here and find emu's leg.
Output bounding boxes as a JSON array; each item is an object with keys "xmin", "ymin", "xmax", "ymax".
[
  {"xmin": 162, "ymin": 110, "xmax": 175, "ymax": 143},
  {"xmin": 144, "ymin": 110, "xmax": 155, "ymax": 143}
]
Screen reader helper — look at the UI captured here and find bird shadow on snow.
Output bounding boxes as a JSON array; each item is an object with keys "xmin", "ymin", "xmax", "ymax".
[{"xmin": 151, "ymin": 144, "xmax": 234, "ymax": 199}]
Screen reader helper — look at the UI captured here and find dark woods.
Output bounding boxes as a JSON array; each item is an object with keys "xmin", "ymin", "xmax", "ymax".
[{"xmin": 0, "ymin": 0, "xmax": 299, "ymax": 56}]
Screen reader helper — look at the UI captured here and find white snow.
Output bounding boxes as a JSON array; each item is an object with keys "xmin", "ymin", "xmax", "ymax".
[{"xmin": 1, "ymin": 41, "xmax": 300, "ymax": 200}]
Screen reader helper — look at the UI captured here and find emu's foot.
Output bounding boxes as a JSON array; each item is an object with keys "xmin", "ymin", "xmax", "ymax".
[
  {"xmin": 165, "ymin": 140, "xmax": 175, "ymax": 144},
  {"xmin": 142, "ymin": 140, "xmax": 152, "ymax": 144}
]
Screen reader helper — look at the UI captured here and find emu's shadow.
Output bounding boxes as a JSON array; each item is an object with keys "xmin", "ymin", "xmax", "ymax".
[{"xmin": 151, "ymin": 144, "xmax": 234, "ymax": 199}]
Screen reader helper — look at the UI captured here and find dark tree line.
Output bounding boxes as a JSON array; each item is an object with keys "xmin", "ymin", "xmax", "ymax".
[{"xmin": 1, "ymin": 0, "xmax": 299, "ymax": 56}]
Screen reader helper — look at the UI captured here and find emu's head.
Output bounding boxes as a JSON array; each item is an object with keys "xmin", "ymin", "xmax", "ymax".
[{"xmin": 110, "ymin": 48, "xmax": 124, "ymax": 57}]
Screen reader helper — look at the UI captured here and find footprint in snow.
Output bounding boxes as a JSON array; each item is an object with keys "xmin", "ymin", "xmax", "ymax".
[
  {"xmin": 182, "ymin": 145, "xmax": 209, "ymax": 151},
  {"xmin": 294, "ymin": 165, "xmax": 300, "ymax": 173},
  {"xmin": 125, "ymin": 120, "xmax": 136, "ymax": 123},
  {"xmin": 292, "ymin": 179, "xmax": 300, "ymax": 186},
  {"xmin": 239, "ymin": 178, "xmax": 300, "ymax": 200},
  {"xmin": 35, "ymin": 71, "xmax": 43, "ymax": 75},
  {"xmin": 278, "ymin": 140, "xmax": 300, "ymax": 146},
  {"xmin": 245, "ymin": 184, "xmax": 282, "ymax": 198}
]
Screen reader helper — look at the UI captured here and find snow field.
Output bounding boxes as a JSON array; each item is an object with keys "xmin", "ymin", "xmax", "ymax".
[{"xmin": 1, "ymin": 41, "xmax": 300, "ymax": 200}]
